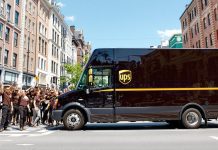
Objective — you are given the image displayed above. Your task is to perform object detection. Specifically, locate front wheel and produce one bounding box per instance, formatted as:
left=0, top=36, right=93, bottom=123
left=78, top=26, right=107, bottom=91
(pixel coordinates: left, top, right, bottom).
left=63, top=109, right=85, bottom=130
left=182, top=108, right=202, bottom=129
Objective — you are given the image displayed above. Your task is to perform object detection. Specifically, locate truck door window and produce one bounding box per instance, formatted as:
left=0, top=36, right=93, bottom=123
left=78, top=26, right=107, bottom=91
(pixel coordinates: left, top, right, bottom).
left=77, top=70, right=88, bottom=90
left=93, top=68, right=112, bottom=88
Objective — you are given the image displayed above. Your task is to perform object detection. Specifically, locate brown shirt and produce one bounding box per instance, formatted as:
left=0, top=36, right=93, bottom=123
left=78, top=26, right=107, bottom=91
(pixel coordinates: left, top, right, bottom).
left=19, top=96, right=29, bottom=107
left=3, top=92, right=12, bottom=106
left=12, top=92, right=20, bottom=106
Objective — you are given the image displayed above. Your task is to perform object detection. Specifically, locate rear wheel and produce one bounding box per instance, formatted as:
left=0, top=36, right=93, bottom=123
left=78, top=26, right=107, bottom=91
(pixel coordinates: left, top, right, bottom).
left=63, top=109, right=85, bottom=130
left=182, top=108, right=202, bottom=129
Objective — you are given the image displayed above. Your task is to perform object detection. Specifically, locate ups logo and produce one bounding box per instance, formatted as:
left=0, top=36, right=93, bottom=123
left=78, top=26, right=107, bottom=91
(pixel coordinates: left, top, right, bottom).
left=119, top=70, right=132, bottom=85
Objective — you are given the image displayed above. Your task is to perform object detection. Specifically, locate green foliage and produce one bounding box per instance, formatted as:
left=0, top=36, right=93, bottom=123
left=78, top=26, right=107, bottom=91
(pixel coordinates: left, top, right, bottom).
left=61, top=54, right=90, bottom=89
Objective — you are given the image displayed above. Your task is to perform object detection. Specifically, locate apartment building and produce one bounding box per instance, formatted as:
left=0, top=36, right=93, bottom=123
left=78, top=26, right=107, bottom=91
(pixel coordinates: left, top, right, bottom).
left=21, top=0, right=38, bottom=88
left=71, top=26, right=91, bottom=66
left=47, top=0, right=63, bottom=87
left=0, top=0, right=90, bottom=88
left=0, top=0, right=22, bottom=84
left=180, top=0, right=218, bottom=48
left=35, top=0, right=50, bottom=88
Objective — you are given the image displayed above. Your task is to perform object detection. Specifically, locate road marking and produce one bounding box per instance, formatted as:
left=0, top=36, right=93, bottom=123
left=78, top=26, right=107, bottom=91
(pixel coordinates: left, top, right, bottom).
left=29, top=131, right=55, bottom=137
left=16, top=144, right=34, bottom=146
left=5, top=130, right=30, bottom=133
left=210, top=136, right=218, bottom=141
left=0, top=129, right=55, bottom=137
left=37, top=129, right=47, bottom=133
left=0, top=140, right=13, bottom=142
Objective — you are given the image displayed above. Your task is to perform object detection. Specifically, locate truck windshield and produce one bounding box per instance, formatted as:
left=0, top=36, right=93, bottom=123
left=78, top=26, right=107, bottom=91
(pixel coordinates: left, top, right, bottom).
left=76, top=70, right=88, bottom=90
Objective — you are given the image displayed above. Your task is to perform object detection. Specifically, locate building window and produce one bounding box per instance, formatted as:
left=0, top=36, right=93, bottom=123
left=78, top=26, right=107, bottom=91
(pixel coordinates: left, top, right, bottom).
left=29, top=19, right=31, bottom=30
left=31, top=58, right=33, bottom=71
left=0, top=47, right=2, bottom=64
left=45, top=42, right=47, bottom=56
left=38, top=57, right=40, bottom=68
left=5, top=72, right=18, bottom=83
left=39, top=37, right=41, bottom=52
left=32, top=40, right=34, bottom=52
left=205, top=37, right=208, bottom=48
left=14, top=32, right=18, bottom=47
left=0, top=23, right=3, bottom=38
left=198, top=40, right=201, bottom=48
left=16, top=0, right=19, bottom=5
left=25, top=16, right=27, bottom=28
left=208, top=13, right=211, bottom=26
left=5, top=27, right=10, bottom=42
left=32, top=22, right=35, bottom=32
left=197, top=23, right=199, bottom=33
left=29, top=2, right=32, bottom=13
left=15, top=11, right=19, bottom=26
left=6, top=4, right=11, bottom=21
left=210, top=33, right=213, bottom=46
left=23, top=54, right=26, bottom=68
left=13, top=53, right=17, bottom=68
left=42, top=39, right=44, bottom=54
left=41, top=59, right=43, bottom=70
left=24, top=35, right=27, bottom=49
left=194, top=7, right=197, bottom=17
left=191, top=28, right=194, bottom=38
left=215, top=8, right=218, bottom=21
left=203, top=18, right=207, bottom=29
left=4, top=49, right=9, bottom=65
left=205, top=0, right=208, bottom=6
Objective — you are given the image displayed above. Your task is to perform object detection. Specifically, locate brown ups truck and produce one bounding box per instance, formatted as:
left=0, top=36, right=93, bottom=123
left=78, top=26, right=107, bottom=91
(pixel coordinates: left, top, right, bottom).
left=52, top=48, right=218, bottom=130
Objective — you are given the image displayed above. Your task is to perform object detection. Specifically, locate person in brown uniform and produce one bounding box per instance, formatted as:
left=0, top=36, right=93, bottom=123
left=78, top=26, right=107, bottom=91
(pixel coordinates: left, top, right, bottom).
left=33, top=91, right=42, bottom=126
left=12, top=89, right=20, bottom=125
left=19, top=91, right=30, bottom=131
left=0, top=87, right=13, bottom=132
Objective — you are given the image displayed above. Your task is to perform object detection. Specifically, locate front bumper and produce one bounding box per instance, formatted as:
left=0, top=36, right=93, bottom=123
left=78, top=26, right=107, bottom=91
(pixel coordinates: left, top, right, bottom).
left=52, top=110, right=63, bottom=121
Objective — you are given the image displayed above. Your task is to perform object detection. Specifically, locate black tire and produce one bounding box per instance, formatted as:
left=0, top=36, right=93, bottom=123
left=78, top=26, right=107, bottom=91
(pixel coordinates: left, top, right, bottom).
left=63, top=109, right=85, bottom=130
left=182, top=108, right=202, bottom=129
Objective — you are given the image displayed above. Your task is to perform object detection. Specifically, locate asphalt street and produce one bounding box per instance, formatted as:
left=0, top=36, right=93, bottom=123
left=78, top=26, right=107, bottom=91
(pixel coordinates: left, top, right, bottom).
left=0, top=121, right=218, bottom=150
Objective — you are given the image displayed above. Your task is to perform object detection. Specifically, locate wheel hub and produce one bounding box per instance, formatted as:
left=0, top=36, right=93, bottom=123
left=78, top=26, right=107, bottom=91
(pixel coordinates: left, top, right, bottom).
left=186, top=112, right=199, bottom=126
left=67, top=113, right=81, bottom=127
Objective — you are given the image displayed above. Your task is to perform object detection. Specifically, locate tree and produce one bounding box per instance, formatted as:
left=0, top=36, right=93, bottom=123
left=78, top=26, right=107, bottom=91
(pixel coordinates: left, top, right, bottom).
left=61, top=54, right=90, bottom=90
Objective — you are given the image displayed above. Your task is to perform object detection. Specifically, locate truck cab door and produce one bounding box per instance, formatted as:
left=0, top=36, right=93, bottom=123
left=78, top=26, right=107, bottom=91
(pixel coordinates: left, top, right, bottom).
left=86, top=67, right=115, bottom=123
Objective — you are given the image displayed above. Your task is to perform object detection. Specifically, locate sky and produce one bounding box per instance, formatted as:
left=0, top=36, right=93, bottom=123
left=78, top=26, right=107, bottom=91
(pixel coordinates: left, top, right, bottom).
left=56, top=0, right=191, bottom=50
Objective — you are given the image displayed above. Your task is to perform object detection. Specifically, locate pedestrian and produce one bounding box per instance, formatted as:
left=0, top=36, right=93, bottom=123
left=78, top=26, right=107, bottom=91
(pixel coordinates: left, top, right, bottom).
left=12, top=89, right=20, bottom=125
left=47, top=90, right=56, bottom=126
left=0, top=82, right=4, bottom=123
left=26, top=89, right=34, bottom=126
left=0, top=87, right=13, bottom=132
left=33, top=91, right=42, bottom=126
left=42, top=90, right=51, bottom=125
left=19, top=91, right=30, bottom=131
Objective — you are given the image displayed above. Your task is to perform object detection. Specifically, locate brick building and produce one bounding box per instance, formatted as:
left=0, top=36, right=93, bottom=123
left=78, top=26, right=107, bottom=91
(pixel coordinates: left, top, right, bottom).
left=71, top=26, right=91, bottom=66
left=0, top=0, right=22, bottom=84
left=180, top=0, right=218, bottom=48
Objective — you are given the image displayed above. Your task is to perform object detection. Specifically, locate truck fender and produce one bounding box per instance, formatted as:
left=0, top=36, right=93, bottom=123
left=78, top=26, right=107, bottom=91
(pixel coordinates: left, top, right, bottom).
left=179, top=103, right=207, bottom=120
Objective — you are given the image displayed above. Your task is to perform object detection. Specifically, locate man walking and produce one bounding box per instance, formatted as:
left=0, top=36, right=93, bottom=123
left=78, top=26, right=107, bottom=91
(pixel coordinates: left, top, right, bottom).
left=19, top=91, right=30, bottom=131
left=0, top=87, right=13, bottom=132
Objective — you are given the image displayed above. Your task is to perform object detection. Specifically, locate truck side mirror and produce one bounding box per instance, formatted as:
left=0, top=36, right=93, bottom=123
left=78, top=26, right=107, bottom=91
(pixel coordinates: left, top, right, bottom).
left=88, top=68, right=93, bottom=86
left=86, top=88, right=90, bottom=94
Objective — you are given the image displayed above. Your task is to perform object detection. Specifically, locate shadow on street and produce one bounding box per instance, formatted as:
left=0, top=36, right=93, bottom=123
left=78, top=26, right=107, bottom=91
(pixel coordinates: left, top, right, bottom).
left=46, top=121, right=218, bottom=131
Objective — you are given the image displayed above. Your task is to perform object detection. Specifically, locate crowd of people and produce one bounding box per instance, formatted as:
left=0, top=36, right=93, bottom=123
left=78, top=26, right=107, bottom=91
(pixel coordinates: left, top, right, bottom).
left=0, top=82, right=65, bottom=132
